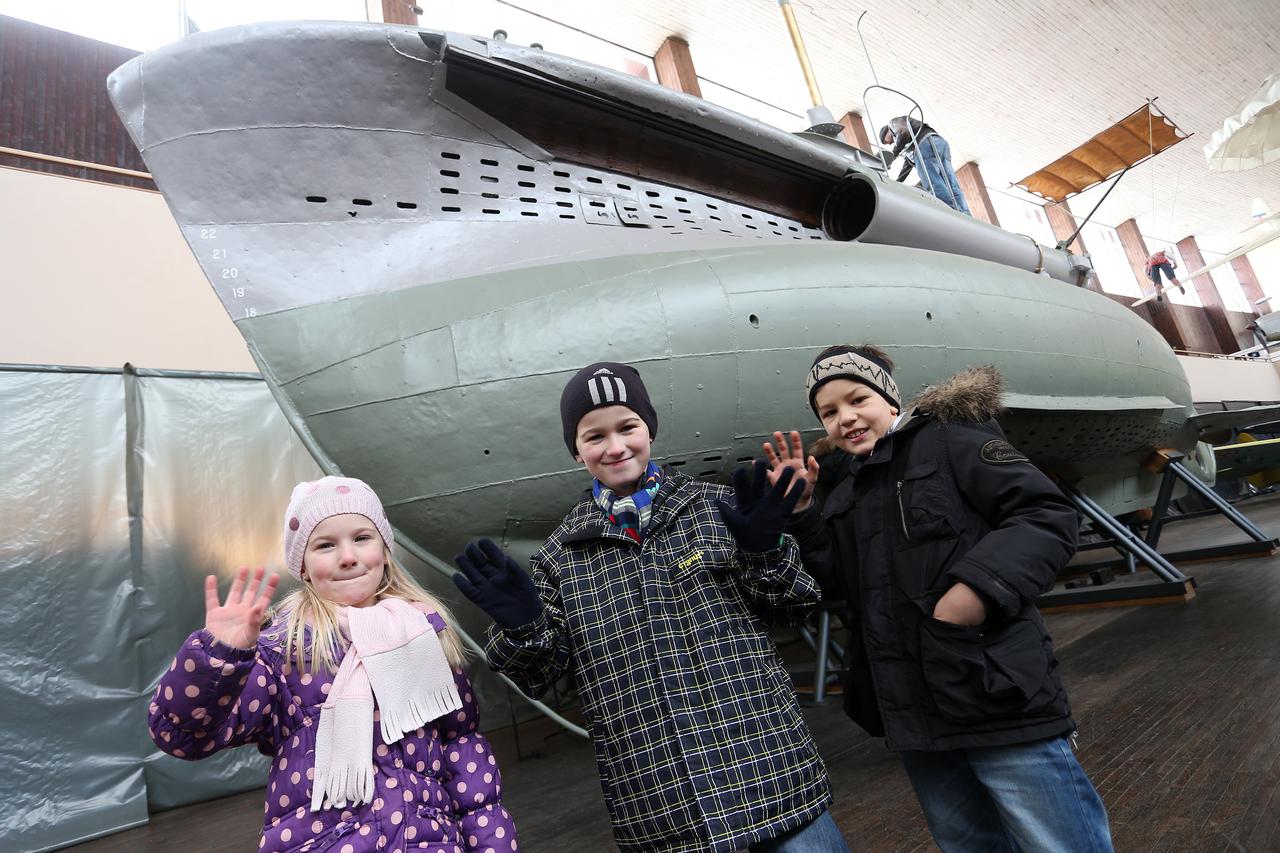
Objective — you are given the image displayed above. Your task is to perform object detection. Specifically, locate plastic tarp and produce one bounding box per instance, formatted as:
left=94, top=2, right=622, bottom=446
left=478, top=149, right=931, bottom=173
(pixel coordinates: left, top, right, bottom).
left=1, top=366, right=536, bottom=850
left=1013, top=102, right=1190, bottom=203
left=2, top=372, right=142, bottom=851
left=0, top=369, right=326, bottom=851
left=132, top=374, right=325, bottom=814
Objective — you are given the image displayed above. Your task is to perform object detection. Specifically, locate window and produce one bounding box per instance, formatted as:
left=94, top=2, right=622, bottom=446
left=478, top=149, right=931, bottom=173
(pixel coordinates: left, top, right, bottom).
left=185, top=1, right=369, bottom=36
left=1080, top=222, right=1141, bottom=298
left=986, top=189, right=1056, bottom=247
left=1198, top=251, right=1252, bottom=313
left=0, top=0, right=373, bottom=51
left=696, top=78, right=806, bottom=132
left=421, top=0, right=655, bottom=80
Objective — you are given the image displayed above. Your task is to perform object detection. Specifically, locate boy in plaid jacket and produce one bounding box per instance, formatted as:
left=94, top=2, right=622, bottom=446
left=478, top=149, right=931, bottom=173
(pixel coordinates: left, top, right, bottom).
left=452, top=361, right=849, bottom=853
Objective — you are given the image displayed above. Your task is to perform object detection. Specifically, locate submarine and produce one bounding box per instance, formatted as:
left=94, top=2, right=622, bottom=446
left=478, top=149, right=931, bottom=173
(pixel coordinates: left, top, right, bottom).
left=106, top=20, right=1217, bottom=570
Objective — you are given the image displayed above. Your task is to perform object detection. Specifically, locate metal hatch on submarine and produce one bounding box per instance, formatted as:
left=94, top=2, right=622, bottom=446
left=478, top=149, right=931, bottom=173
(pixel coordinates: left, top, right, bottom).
left=106, top=20, right=1222, bottom=583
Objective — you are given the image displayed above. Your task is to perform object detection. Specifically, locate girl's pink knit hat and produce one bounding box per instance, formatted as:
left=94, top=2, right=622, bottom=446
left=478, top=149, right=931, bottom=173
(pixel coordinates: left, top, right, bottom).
left=283, top=476, right=394, bottom=579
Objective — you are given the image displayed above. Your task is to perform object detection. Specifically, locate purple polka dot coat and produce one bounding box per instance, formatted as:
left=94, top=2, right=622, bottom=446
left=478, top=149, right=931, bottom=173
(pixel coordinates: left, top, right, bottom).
left=149, top=613, right=518, bottom=853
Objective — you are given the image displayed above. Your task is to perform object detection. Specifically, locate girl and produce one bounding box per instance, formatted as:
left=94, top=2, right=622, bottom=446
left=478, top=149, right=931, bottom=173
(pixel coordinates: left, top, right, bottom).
left=149, top=476, right=518, bottom=853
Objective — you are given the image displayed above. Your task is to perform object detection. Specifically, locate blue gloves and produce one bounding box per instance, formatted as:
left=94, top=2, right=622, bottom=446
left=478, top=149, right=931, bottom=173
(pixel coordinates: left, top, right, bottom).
left=715, top=460, right=804, bottom=553
left=452, top=538, right=544, bottom=630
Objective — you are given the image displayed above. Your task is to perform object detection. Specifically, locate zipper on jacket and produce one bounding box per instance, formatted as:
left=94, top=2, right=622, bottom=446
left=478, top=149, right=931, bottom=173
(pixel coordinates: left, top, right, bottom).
left=896, top=480, right=910, bottom=540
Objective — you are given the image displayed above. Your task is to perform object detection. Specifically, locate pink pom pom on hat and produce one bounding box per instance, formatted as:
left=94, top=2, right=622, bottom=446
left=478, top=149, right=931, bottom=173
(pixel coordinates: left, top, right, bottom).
left=282, top=476, right=394, bottom=579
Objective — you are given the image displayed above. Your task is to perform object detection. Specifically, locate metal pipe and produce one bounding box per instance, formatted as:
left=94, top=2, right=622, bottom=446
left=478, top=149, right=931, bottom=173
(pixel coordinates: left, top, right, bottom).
left=1057, top=164, right=1131, bottom=251
left=0, top=145, right=153, bottom=180
left=1068, top=489, right=1188, bottom=582
left=777, top=0, right=823, bottom=107
left=814, top=609, right=830, bottom=704
left=1144, top=463, right=1180, bottom=548
left=0, top=362, right=262, bottom=380
left=1166, top=460, right=1272, bottom=542
left=825, top=172, right=1082, bottom=285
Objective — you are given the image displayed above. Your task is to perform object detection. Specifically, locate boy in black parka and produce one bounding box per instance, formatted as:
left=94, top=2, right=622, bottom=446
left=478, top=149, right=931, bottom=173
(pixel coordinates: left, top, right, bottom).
left=766, top=345, right=1113, bottom=853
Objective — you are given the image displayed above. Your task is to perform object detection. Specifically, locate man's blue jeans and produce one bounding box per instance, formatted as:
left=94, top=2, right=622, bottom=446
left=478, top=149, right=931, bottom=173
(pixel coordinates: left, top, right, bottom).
left=750, top=809, right=851, bottom=852
left=900, top=736, right=1113, bottom=852
left=916, top=134, right=972, bottom=215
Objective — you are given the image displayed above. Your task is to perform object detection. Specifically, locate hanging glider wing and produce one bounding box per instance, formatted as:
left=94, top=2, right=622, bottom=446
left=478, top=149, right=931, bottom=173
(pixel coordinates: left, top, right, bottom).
left=1013, top=102, right=1190, bottom=203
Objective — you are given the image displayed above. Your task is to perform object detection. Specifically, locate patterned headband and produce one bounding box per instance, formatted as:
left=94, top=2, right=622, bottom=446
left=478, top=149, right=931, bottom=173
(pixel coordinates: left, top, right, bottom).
left=805, top=351, right=901, bottom=412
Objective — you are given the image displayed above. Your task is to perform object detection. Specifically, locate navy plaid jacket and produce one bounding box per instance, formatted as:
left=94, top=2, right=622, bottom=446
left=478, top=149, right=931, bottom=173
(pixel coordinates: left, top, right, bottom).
left=486, top=470, right=831, bottom=852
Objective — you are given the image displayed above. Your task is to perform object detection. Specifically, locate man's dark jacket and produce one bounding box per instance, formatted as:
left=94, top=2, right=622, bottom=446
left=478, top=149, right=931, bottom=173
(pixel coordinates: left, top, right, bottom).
left=789, top=366, right=1080, bottom=751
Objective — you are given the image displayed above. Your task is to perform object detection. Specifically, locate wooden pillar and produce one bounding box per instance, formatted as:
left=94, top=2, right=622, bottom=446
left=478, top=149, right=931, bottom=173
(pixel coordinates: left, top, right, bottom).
left=1044, top=200, right=1085, bottom=254
left=837, top=111, right=872, bottom=150
left=955, top=162, right=999, bottom=226
left=1231, top=254, right=1272, bottom=315
left=1115, top=218, right=1190, bottom=350
left=654, top=36, right=702, bottom=96
left=381, top=0, right=419, bottom=25
left=1044, top=200, right=1103, bottom=292
left=1177, top=236, right=1242, bottom=353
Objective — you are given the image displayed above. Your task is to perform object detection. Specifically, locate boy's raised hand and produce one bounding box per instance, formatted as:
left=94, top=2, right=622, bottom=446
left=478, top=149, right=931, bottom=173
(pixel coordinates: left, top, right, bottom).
left=716, top=460, right=805, bottom=553
left=762, top=430, right=819, bottom=513
left=452, top=538, right=544, bottom=630
left=205, top=566, right=280, bottom=650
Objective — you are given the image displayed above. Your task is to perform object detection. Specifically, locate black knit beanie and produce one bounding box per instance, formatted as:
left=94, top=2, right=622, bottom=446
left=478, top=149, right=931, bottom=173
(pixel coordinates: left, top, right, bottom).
left=560, top=362, right=658, bottom=455
left=805, top=346, right=900, bottom=416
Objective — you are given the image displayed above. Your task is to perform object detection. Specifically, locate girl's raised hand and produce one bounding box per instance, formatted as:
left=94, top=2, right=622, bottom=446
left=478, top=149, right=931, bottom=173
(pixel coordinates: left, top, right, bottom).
left=762, top=430, right=820, bottom=513
left=204, top=566, right=280, bottom=650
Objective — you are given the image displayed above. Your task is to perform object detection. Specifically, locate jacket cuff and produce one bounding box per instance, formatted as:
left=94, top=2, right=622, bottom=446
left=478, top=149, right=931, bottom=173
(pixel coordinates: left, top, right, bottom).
left=735, top=542, right=787, bottom=571
left=196, top=629, right=258, bottom=661
left=486, top=609, right=549, bottom=650
left=785, top=503, right=824, bottom=538
left=946, top=559, right=1021, bottom=619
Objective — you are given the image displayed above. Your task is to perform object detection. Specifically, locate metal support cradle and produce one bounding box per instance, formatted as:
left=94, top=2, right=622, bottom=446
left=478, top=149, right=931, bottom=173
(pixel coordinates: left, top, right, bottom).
left=1071, top=458, right=1278, bottom=573
left=1146, top=460, right=1274, bottom=549
left=1039, top=484, right=1197, bottom=610
left=793, top=601, right=846, bottom=704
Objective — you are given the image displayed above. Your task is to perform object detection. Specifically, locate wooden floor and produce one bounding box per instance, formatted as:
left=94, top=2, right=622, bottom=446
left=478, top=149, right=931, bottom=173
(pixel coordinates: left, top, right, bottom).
left=74, top=493, right=1280, bottom=852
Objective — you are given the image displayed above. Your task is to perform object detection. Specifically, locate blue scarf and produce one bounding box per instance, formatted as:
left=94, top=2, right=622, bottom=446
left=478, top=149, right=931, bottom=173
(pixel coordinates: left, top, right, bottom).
left=592, top=462, right=663, bottom=543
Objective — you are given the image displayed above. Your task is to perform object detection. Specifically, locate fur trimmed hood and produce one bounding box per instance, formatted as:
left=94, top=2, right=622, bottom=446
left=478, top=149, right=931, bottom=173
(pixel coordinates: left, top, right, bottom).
left=905, top=364, right=1004, bottom=424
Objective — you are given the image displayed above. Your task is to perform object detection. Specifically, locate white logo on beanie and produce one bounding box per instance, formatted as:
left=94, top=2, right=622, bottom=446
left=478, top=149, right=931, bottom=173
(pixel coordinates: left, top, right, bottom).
left=589, top=375, right=628, bottom=405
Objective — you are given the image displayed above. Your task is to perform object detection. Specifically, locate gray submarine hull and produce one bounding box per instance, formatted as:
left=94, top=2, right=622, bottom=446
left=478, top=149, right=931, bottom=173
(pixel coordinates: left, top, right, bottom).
left=105, top=20, right=1204, bottom=561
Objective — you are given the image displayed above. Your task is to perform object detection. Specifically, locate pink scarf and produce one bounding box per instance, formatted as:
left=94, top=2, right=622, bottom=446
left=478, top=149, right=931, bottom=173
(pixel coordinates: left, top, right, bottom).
left=309, top=598, right=462, bottom=811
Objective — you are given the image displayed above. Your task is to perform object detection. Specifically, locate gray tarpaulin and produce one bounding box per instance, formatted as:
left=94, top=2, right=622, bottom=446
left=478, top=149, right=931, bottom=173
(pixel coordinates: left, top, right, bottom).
left=2, top=371, right=141, bottom=851
left=1, top=365, right=530, bottom=851
left=1, top=367, right=323, bottom=851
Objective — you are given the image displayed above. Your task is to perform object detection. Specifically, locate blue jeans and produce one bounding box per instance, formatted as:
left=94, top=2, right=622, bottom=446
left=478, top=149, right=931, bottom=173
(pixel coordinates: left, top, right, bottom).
left=749, top=810, right=851, bottom=852
left=916, top=134, right=971, bottom=214
left=900, top=736, right=1113, bottom=853
left=1149, top=261, right=1177, bottom=284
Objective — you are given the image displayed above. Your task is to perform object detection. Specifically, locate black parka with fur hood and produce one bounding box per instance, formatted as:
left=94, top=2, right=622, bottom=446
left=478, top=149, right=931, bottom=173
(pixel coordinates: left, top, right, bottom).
left=788, top=366, right=1079, bottom=751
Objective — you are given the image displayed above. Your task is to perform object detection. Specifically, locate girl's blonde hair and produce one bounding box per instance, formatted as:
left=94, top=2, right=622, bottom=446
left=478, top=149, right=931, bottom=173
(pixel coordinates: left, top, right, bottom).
left=274, top=548, right=467, bottom=674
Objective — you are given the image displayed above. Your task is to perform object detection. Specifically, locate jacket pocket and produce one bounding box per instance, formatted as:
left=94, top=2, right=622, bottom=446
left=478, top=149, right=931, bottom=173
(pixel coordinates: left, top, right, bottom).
left=896, top=459, right=956, bottom=543
left=276, top=819, right=356, bottom=853
left=918, top=616, right=1055, bottom=724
